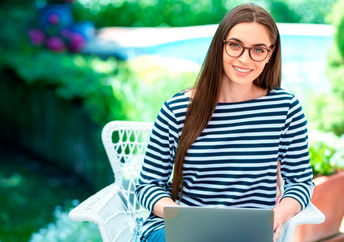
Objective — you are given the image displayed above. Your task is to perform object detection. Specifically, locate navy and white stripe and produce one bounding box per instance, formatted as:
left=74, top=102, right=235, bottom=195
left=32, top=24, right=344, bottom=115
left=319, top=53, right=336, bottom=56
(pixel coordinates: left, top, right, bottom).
left=135, top=88, right=314, bottom=239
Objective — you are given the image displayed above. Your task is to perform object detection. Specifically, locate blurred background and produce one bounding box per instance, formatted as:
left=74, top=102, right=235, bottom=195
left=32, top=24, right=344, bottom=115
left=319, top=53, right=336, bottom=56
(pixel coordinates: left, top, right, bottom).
left=0, top=0, right=343, bottom=241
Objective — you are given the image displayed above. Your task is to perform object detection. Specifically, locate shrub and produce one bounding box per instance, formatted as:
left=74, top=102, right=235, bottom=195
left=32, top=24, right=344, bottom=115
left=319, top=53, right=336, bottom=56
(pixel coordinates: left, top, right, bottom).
left=29, top=204, right=101, bottom=242
left=309, top=130, right=344, bottom=177
left=71, top=0, right=336, bottom=28
left=308, top=91, right=344, bottom=136
left=0, top=47, right=198, bottom=124
left=308, top=0, right=344, bottom=136
left=0, top=3, right=199, bottom=128
left=126, top=56, right=198, bottom=121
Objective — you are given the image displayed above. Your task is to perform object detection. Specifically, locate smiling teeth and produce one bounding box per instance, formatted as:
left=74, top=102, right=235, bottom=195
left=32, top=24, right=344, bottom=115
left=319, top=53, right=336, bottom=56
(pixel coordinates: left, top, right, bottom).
left=234, top=66, right=250, bottom=73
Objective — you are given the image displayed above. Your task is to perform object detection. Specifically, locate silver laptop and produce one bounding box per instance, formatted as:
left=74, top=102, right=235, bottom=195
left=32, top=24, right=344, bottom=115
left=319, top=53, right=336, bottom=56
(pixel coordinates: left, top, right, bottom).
left=164, top=206, right=274, bottom=242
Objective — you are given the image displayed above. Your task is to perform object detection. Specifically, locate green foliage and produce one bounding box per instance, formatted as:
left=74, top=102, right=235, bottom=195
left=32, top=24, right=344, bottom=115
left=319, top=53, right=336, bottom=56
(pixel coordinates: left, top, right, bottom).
left=286, top=0, right=336, bottom=24
left=328, top=0, right=344, bottom=59
left=0, top=6, right=35, bottom=51
left=268, top=0, right=301, bottom=23
left=0, top=0, right=34, bottom=7
left=0, top=3, right=197, bottom=125
left=72, top=0, right=228, bottom=27
left=322, top=0, right=344, bottom=136
left=326, top=0, right=344, bottom=26
left=309, top=131, right=344, bottom=177
left=126, top=56, right=197, bottom=120
left=308, top=92, right=344, bottom=136
left=1, top=47, right=197, bottom=124
left=0, top=49, right=130, bottom=124
left=71, top=0, right=335, bottom=27
left=327, top=45, right=344, bottom=102
left=0, top=148, right=91, bottom=241
left=335, top=16, right=344, bottom=59
left=310, top=141, right=337, bottom=177
left=30, top=205, right=101, bottom=242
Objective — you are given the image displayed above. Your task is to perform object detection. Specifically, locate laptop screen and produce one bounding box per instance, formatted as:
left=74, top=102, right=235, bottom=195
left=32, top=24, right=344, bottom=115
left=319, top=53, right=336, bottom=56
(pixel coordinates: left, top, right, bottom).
left=164, top=206, right=274, bottom=242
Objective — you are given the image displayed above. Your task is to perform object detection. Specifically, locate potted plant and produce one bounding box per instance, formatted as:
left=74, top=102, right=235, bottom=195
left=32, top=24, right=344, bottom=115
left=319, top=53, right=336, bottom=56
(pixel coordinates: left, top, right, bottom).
left=292, top=131, right=344, bottom=242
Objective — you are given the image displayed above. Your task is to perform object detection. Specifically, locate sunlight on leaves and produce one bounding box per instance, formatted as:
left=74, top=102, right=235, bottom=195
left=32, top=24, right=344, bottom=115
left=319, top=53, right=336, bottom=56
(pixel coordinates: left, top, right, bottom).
left=0, top=173, right=25, bottom=189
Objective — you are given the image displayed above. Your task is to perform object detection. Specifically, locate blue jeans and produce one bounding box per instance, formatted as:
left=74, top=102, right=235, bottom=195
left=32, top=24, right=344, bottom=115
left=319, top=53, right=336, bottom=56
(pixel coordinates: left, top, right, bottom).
left=142, top=228, right=166, bottom=242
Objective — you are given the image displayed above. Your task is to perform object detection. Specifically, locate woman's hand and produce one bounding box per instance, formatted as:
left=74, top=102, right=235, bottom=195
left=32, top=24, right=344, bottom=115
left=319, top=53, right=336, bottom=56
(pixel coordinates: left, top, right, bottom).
left=273, top=197, right=302, bottom=241
left=273, top=210, right=283, bottom=241
left=152, top=197, right=180, bottom=218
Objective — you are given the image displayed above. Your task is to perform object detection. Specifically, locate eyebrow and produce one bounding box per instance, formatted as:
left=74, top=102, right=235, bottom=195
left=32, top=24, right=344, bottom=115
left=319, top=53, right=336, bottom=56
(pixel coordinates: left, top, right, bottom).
left=227, top=37, right=269, bottom=48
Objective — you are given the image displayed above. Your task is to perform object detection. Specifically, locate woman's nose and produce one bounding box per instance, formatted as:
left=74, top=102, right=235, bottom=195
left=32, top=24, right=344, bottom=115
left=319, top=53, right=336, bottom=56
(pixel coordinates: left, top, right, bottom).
left=238, top=48, right=251, bottom=62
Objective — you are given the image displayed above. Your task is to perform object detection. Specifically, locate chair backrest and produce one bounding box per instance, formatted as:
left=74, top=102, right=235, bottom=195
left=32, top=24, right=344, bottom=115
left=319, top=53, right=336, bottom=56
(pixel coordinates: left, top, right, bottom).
left=101, top=121, right=153, bottom=224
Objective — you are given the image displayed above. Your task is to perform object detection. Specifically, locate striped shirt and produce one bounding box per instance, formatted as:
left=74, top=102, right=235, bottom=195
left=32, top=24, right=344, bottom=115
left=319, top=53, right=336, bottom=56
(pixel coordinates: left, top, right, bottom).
left=135, top=88, right=314, bottom=239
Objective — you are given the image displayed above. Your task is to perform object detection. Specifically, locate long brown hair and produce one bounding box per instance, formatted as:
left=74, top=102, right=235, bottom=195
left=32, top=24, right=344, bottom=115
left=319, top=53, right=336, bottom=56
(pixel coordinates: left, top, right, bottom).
left=171, top=3, right=282, bottom=201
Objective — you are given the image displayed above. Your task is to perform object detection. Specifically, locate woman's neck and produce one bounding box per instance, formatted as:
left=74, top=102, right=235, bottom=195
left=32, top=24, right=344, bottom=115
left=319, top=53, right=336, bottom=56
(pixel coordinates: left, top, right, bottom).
left=218, top=81, right=268, bottom=103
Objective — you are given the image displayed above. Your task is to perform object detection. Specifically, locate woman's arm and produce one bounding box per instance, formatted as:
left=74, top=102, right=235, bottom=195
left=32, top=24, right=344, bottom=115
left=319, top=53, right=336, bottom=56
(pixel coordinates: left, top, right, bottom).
left=152, top=197, right=180, bottom=218
left=273, top=197, right=301, bottom=241
left=278, top=96, right=314, bottom=209
left=135, top=100, right=180, bottom=216
left=275, top=96, right=314, bottom=241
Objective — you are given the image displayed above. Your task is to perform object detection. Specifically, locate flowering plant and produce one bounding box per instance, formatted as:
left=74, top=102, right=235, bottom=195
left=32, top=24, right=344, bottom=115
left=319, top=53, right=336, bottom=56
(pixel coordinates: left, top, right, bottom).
left=29, top=1, right=93, bottom=53
left=309, top=130, right=344, bottom=177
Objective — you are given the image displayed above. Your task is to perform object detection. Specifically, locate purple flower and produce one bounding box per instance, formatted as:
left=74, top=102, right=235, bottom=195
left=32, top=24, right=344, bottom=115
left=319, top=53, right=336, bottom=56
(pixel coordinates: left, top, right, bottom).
left=60, top=28, right=72, bottom=39
left=48, top=13, right=60, bottom=25
left=68, top=32, right=85, bottom=52
left=46, top=36, right=66, bottom=52
left=28, top=29, right=45, bottom=46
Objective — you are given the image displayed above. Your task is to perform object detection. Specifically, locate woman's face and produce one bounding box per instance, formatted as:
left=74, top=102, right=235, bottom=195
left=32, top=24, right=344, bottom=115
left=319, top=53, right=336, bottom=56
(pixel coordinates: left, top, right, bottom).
left=222, top=22, right=274, bottom=87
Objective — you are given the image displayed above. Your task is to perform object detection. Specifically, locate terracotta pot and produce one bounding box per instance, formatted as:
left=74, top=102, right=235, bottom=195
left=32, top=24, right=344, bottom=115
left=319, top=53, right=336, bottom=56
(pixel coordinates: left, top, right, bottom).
left=292, top=171, right=344, bottom=242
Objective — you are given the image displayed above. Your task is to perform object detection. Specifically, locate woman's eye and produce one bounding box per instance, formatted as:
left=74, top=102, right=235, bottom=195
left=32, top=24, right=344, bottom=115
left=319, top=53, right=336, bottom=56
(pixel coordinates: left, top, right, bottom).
left=229, top=43, right=241, bottom=49
left=253, top=48, right=266, bottom=54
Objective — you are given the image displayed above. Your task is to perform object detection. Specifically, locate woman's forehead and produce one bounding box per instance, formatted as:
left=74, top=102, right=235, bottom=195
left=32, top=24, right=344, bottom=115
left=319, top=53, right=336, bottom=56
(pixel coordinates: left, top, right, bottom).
left=225, top=22, right=272, bottom=46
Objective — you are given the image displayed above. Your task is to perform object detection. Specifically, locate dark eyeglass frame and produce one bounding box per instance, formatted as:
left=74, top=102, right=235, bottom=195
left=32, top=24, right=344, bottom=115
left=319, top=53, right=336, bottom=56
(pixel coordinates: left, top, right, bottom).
left=223, top=40, right=272, bottom=62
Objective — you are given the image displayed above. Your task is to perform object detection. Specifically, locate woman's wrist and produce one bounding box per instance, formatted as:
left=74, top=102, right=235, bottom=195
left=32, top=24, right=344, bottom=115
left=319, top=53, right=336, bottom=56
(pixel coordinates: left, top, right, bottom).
left=274, top=197, right=301, bottom=224
left=153, top=197, right=180, bottom=218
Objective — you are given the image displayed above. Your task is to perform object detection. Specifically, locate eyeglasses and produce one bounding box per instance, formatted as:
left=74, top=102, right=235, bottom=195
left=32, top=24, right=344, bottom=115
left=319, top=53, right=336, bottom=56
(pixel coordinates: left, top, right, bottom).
left=223, top=40, right=271, bottom=62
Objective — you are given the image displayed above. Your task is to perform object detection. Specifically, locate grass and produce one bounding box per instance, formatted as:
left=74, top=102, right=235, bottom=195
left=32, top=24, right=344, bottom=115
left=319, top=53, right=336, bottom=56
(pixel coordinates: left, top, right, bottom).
left=0, top=143, right=93, bottom=242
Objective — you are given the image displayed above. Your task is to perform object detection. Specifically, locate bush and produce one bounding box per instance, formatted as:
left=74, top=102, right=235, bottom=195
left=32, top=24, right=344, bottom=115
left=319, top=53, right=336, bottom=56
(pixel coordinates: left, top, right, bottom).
left=0, top=47, right=198, bottom=125
left=71, top=0, right=336, bottom=28
left=0, top=49, right=129, bottom=124
left=126, top=56, right=197, bottom=120
left=322, top=0, right=344, bottom=136
left=29, top=204, right=101, bottom=242
left=308, top=91, right=344, bottom=136
left=0, top=5, right=199, bottom=124
left=72, top=0, right=227, bottom=27
left=309, top=130, right=344, bottom=177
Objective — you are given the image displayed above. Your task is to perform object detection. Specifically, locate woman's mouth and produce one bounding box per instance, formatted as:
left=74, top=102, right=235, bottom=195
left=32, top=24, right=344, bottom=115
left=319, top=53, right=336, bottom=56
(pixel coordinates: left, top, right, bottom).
left=233, top=65, right=252, bottom=73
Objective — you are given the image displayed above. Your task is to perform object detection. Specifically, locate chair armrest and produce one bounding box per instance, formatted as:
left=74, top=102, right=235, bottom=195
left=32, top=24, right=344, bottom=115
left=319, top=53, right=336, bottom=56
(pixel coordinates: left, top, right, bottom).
left=69, top=183, right=136, bottom=242
left=278, top=202, right=325, bottom=242
left=69, top=183, right=117, bottom=223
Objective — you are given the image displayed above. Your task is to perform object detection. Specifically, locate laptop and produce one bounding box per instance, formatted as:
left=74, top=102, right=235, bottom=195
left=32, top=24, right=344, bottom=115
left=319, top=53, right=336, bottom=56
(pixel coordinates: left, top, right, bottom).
left=164, top=206, right=274, bottom=242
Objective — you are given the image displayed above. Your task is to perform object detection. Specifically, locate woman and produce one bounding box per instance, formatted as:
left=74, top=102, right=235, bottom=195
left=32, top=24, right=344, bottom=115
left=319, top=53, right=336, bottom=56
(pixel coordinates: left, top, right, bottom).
left=135, top=3, right=314, bottom=242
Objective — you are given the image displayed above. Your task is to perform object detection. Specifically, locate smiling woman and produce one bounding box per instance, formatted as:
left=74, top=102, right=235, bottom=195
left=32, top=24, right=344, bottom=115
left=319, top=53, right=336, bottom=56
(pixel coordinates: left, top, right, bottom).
left=134, top=4, right=316, bottom=242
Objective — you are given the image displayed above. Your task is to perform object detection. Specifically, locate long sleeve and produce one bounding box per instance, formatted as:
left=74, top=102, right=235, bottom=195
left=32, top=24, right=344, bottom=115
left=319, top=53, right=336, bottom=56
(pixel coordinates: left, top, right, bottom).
left=135, top=101, right=180, bottom=214
left=278, top=96, right=314, bottom=209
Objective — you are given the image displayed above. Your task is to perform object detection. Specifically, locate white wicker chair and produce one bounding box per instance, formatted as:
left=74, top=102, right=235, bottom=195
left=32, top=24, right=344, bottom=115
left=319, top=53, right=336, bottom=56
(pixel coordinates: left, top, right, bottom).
left=69, top=120, right=325, bottom=242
